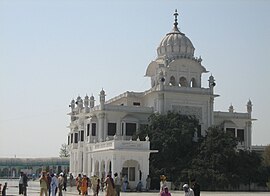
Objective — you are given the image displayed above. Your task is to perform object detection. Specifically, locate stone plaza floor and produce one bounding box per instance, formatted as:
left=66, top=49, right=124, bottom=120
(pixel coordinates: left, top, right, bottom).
left=1, top=179, right=269, bottom=196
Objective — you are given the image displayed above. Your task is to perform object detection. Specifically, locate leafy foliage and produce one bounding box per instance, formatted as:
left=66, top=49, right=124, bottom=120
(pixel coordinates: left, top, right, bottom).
left=189, top=127, right=265, bottom=190
left=189, top=127, right=238, bottom=189
left=59, top=143, right=70, bottom=157
left=137, top=111, right=201, bottom=188
left=137, top=112, right=269, bottom=190
left=263, top=145, right=270, bottom=166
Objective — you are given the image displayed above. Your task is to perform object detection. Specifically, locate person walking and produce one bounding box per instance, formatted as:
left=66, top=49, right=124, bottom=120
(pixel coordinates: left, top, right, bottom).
left=19, top=172, right=24, bottom=195
left=39, top=171, right=48, bottom=196
left=76, top=173, right=82, bottom=195
left=122, top=175, right=128, bottom=192
left=91, top=175, right=100, bottom=196
left=160, top=175, right=167, bottom=193
left=50, top=174, right=58, bottom=196
left=58, top=173, right=64, bottom=196
left=2, top=182, right=7, bottom=196
left=191, top=179, right=200, bottom=196
left=69, top=173, right=74, bottom=187
left=114, top=173, right=121, bottom=196
left=183, top=184, right=194, bottom=196
left=146, top=175, right=151, bottom=191
left=104, top=174, right=115, bottom=196
left=63, top=173, right=67, bottom=191
left=100, top=177, right=104, bottom=192
left=22, top=172, right=28, bottom=196
left=80, top=174, right=88, bottom=195
left=96, top=178, right=100, bottom=196
left=46, top=173, right=51, bottom=196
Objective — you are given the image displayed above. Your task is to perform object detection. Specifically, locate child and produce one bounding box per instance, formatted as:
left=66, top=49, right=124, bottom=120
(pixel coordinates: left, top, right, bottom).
left=2, top=182, right=7, bottom=196
left=161, top=186, right=171, bottom=196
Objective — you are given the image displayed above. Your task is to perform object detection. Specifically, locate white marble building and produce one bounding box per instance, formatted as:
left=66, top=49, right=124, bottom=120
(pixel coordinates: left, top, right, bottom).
left=67, top=10, right=254, bottom=188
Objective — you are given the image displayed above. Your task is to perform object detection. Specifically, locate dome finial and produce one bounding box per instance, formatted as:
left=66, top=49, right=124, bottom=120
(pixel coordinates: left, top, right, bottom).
left=174, top=9, right=179, bottom=29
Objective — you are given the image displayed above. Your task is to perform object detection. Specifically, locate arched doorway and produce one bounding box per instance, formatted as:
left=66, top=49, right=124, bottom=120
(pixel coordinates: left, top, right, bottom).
left=121, top=160, right=140, bottom=189
left=107, top=160, right=112, bottom=174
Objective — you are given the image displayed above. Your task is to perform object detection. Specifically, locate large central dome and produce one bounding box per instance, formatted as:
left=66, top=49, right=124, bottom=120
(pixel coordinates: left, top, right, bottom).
left=157, top=10, right=195, bottom=59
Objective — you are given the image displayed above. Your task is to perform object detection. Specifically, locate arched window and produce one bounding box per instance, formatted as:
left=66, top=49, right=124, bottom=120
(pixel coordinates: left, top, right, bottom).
left=169, top=76, right=176, bottom=86
left=179, top=77, right=188, bottom=87
left=190, top=78, right=196, bottom=87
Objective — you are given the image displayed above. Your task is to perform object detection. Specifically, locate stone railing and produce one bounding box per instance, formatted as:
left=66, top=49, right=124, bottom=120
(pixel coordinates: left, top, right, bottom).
left=91, top=138, right=150, bottom=152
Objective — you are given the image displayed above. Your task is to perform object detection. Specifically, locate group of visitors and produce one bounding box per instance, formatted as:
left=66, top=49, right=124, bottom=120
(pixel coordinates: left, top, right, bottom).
left=14, top=171, right=200, bottom=196
left=74, top=172, right=125, bottom=196
left=159, top=175, right=200, bottom=196
left=75, top=173, right=103, bottom=196
left=38, top=171, right=68, bottom=196
left=35, top=171, right=67, bottom=196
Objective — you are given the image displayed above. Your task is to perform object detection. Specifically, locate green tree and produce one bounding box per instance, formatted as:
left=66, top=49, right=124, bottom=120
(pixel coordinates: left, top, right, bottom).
left=262, top=145, right=270, bottom=189
left=189, top=127, right=266, bottom=190
left=189, top=126, right=239, bottom=190
left=235, top=150, right=264, bottom=189
left=59, top=143, right=70, bottom=157
left=137, top=112, right=269, bottom=190
left=137, top=111, right=201, bottom=188
left=263, top=145, right=270, bottom=167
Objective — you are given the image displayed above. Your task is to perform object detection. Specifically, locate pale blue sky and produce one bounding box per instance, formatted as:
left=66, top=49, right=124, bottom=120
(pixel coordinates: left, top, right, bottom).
left=0, top=0, right=269, bottom=157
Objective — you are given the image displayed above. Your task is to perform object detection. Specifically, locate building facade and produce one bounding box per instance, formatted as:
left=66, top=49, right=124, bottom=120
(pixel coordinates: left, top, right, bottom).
left=67, top=10, right=254, bottom=188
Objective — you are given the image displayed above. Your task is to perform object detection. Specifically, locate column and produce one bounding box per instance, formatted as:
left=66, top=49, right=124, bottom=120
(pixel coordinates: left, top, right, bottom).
left=245, top=121, right=252, bottom=150
left=98, top=113, right=105, bottom=142
left=209, top=97, right=214, bottom=126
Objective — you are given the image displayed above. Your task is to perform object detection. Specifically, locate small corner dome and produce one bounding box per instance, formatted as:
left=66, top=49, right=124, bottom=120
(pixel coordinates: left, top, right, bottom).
left=100, top=89, right=105, bottom=95
left=157, top=10, right=195, bottom=59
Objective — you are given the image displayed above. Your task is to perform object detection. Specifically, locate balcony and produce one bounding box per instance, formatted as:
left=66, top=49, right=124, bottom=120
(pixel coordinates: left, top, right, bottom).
left=90, top=138, right=152, bottom=152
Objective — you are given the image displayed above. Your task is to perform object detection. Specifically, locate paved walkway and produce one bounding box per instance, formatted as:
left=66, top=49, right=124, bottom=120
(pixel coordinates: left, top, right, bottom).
left=1, top=179, right=269, bottom=196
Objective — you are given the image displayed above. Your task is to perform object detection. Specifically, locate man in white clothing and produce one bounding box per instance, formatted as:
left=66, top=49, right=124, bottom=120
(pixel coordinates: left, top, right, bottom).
left=50, top=174, right=58, bottom=196
left=183, top=184, right=194, bottom=196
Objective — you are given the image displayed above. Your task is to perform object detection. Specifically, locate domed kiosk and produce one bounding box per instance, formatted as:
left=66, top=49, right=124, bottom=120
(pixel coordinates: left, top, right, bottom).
left=146, top=10, right=207, bottom=89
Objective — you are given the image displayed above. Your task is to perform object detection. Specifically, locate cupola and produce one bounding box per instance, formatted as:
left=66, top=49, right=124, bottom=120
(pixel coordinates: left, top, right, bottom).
left=157, top=10, right=195, bottom=60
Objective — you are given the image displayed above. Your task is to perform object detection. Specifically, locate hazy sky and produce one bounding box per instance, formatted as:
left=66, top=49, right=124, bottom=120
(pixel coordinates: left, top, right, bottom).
left=1, top=0, right=269, bottom=158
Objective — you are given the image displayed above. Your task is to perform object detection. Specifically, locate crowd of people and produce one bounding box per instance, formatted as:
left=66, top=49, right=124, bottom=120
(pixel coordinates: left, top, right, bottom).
left=32, top=171, right=129, bottom=196
left=15, top=171, right=69, bottom=196
left=38, top=171, right=68, bottom=196
left=74, top=172, right=128, bottom=196
left=0, top=171, right=200, bottom=196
